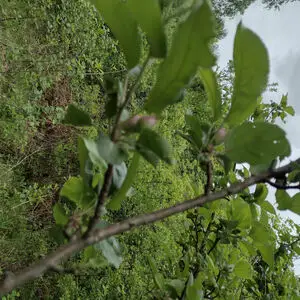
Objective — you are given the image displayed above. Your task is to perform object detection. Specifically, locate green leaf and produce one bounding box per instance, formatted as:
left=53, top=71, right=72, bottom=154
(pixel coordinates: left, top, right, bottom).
left=108, top=153, right=140, bottom=210
left=185, top=115, right=206, bottom=149
left=285, top=106, right=295, bottom=116
left=290, top=193, right=300, bottom=215
left=250, top=221, right=274, bottom=267
left=84, top=138, right=107, bottom=169
left=145, top=0, right=216, bottom=114
left=231, top=198, right=252, bottom=230
left=83, top=246, right=97, bottom=261
left=234, top=260, right=253, bottom=279
left=127, top=0, right=166, bottom=58
left=288, top=170, right=300, bottom=183
left=186, top=272, right=204, bottom=300
left=275, top=190, right=293, bottom=210
left=148, top=256, right=165, bottom=290
left=260, top=201, right=276, bottom=215
left=94, top=222, right=123, bottom=268
left=218, top=154, right=233, bottom=175
left=84, top=134, right=127, bottom=166
left=91, top=0, right=140, bottom=68
left=60, top=177, right=96, bottom=209
left=199, top=68, right=221, bottom=120
left=254, top=184, right=268, bottom=204
left=136, top=128, right=173, bottom=166
left=165, top=279, right=185, bottom=297
left=225, top=122, right=291, bottom=165
left=226, top=23, right=269, bottom=125
left=53, top=203, right=68, bottom=226
left=112, top=162, right=127, bottom=190
left=63, top=104, right=92, bottom=126
left=280, top=94, right=288, bottom=106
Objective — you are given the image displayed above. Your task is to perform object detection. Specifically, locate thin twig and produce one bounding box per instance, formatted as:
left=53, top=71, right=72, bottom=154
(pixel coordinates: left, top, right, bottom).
left=265, top=179, right=300, bottom=190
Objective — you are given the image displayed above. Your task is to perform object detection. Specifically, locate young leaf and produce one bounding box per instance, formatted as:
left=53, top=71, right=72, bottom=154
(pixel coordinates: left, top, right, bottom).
left=199, top=68, right=222, bottom=120
left=145, top=0, right=216, bottom=114
left=225, top=122, right=291, bottom=165
left=231, top=198, right=252, bottom=230
left=108, top=153, right=140, bottom=210
left=84, top=134, right=127, bottom=166
left=136, top=128, right=173, bottom=165
left=259, top=201, right=276, bottom=215
left=275, top=190, right=293, bottom=210
left=254, top=184, right=268, bottom=204
left=226, top=23, right=269, bottom=126
left=234, top=260, right=253, bottom=279
left=63, top=104, right=92, bottom=126
left=91, top=0, right=140, bottom=68
left=94, top=237, right=123, bottom=268
left=285, top=106, right=295, bottom=116
left=94, top=221, right=123, bottom=268
left=127, top=0, right=166, bottom=58
left=250, top=221, right=274, bottom=267
left=185, top=115, right=211, bottom=149
left=53, top=203, right=68, bottom=226
left=60, top=177, right=96, bottom=209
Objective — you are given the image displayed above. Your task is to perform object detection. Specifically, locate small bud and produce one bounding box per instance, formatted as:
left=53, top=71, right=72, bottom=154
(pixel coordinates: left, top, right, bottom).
left=120, top=115, right=142, bottom=131
left=214, top=128, right=227, bottom=144
left=139, top=115, right=157, bottom=127
left=120, top=115, right=157, bottom=132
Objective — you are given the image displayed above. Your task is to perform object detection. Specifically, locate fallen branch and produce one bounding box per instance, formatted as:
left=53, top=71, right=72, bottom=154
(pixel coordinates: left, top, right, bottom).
left=0, top=158, right=299, bottom=294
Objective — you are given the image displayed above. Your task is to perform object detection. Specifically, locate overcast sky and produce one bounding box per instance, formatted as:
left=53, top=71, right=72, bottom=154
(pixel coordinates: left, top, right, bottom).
left=217, top=0, right=300, bottom=273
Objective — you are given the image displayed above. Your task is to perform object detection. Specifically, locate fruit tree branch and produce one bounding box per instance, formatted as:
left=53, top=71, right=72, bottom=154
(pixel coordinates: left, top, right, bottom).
left=1, top=158, right=299, bottom=295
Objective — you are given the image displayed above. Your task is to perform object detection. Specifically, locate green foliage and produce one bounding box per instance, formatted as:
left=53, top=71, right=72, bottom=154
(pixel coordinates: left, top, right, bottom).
left=146, top=0, right=216, bottom=114
left=225, top=122, right=291, bottom=164
left=136, top=128, right=173, bottom=166
left=127, top=0, right=166, bottom=58
left=91, top=0, right=141, bottom=68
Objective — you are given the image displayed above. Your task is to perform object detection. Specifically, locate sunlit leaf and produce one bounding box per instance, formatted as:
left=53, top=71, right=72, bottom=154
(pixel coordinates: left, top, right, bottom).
left=146, top=0, right=216, bottom=113
left=226, top=23, right=269, bottom=125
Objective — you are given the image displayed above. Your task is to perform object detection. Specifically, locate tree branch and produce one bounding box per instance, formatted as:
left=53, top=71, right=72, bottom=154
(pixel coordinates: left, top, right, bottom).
left=1, top=158, right=300, bottom=294
left=265, top=179, right=300, bottom=190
